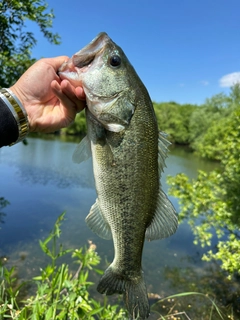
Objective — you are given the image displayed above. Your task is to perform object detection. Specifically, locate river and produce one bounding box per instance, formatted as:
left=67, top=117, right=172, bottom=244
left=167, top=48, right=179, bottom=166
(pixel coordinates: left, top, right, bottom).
left=0, top=136, right=239, bottom=319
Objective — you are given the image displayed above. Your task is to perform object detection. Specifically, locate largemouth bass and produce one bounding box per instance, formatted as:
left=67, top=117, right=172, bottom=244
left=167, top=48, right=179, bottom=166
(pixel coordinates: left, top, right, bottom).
left=59, top=32, right=178, bottom=320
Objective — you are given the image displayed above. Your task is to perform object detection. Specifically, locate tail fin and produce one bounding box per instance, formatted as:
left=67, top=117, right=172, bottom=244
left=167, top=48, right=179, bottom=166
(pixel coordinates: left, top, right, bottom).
left=97, top=265, right=150, bottom=319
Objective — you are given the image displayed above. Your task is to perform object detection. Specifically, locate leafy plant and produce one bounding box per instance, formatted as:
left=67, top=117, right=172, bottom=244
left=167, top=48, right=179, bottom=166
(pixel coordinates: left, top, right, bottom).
left=0, top=212, right=126, bottom=319
left=168, top=107, right=240, bottom=278
left=1, top=212, right=237, bottom=319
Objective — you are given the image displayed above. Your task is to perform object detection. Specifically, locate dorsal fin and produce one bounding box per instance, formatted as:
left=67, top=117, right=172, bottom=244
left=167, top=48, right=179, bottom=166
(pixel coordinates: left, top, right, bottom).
left=145, top=132, right=178, bottom=240
left=158, top=131, right=171, bottom=173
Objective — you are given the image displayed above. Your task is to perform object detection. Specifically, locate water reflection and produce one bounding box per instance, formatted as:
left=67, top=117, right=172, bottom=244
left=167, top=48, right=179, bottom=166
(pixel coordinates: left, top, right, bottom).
left=0, top=138, right=94, bottom=189
left=0, top=197, right=9, bottom=226
left=0, top=137, right=239, bottom=318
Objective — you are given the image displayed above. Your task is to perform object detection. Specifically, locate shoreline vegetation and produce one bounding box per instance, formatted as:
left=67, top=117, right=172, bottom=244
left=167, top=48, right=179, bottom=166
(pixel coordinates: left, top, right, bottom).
left=56, top=85, right=240, bottom=162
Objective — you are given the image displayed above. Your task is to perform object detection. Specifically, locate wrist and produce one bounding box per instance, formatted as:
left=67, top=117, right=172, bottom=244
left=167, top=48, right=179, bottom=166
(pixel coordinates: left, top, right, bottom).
left=10, top=85, right=36, bottom=133
left=0, top=88, right=29, bottom=145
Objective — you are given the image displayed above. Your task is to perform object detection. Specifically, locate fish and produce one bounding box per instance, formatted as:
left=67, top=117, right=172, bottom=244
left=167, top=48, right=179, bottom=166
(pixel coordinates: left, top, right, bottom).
left=59, top=32, right=178, bottom=320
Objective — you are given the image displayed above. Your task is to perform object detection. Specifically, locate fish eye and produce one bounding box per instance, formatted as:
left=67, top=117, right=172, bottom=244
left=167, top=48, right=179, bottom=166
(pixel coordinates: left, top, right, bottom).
left=109, top=55, right=121, bottom=67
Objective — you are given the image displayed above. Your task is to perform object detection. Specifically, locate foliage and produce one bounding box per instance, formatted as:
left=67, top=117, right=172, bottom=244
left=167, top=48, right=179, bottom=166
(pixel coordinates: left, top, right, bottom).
left=0, top=213, right=233, bottom=320
left=61, top=112, right=87, bottom=136
left=192, top=116, right=226, bottom=160
left=153, top=85, right=240, bottom=158
left=188, top=90, right=236, bottom=157
left=0, top=212, right=126, bottom=319
left=0, top=0, right=60, bottom=87
left=188, top=103, right=223, bottom=150
left=153, top=102, right=197, bottom=144
left=168, top=106, right=240, bottom=277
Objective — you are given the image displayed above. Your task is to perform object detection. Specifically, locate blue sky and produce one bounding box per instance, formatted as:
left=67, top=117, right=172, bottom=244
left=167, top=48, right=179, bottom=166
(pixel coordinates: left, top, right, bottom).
left=29, top=0, right=240, bottom=104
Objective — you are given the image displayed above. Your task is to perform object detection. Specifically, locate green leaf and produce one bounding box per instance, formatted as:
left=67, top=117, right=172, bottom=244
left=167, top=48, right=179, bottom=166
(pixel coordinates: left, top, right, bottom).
left=0, top=0, right=61, bottom=87
left=45, top=306, right=54, bottom=319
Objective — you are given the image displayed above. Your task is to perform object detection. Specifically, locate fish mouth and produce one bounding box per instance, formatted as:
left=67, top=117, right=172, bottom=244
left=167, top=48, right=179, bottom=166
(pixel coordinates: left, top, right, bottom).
left=58, top=32, right=111, bottom=77
left=72, top=32, right=110, bottom=68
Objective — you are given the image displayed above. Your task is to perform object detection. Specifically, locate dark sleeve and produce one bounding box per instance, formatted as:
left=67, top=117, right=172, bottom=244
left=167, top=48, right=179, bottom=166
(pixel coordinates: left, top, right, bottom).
left=0, top=97, right=19, bottom=147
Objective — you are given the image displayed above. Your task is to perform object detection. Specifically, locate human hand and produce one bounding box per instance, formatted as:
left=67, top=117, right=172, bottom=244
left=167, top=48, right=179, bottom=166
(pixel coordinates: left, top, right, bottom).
left=10, top=56, right=86, bottom=133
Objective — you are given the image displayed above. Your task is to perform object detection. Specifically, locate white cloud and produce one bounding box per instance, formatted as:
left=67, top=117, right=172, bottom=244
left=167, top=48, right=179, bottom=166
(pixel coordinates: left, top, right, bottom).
left=219, top=72, right=240, bottom=87
left=200, top=80, right=209, bottom=86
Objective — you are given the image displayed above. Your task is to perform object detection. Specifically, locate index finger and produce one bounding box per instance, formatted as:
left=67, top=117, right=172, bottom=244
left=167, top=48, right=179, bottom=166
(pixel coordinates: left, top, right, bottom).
left=44, top=56, right=70, bottom=72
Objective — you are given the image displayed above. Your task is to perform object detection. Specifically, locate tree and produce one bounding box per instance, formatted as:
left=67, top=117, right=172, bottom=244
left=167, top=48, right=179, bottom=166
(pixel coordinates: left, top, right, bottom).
left=0, top=0, right=60, bottom=87
left=188, top=85, right=240, bottom=159
left=168, top=106, right=240, bottom=278
left=153, top=102, right=197, bottom=144
left=229, top=83, right=240, bottom=107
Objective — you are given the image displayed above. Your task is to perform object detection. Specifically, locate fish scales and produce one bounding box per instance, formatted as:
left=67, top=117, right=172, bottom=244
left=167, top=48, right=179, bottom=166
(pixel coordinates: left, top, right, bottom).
left=59, top=32, right=178, bottom=320
left=93, top=105, right=159, bottom=263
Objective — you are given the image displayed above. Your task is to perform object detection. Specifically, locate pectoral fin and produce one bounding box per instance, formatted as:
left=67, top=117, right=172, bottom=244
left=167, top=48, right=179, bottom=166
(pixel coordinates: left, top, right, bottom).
left=145, top=189, right=178, bottom=240
left=72, top=136, right=92, bottom=164
left=85, top=199, right=112, bottom=240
